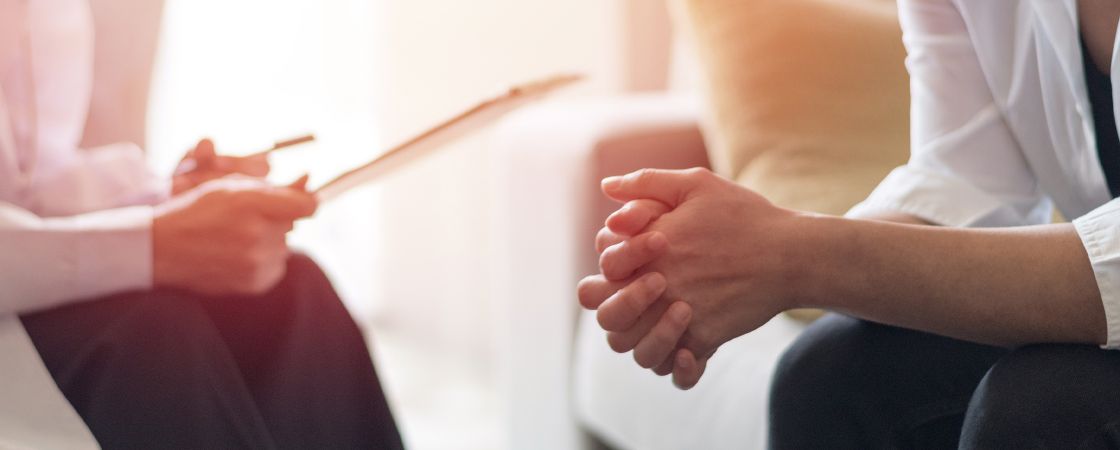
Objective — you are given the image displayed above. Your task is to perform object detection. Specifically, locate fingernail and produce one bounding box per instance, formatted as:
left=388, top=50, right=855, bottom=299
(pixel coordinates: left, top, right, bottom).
left=647, top=233, right=668, bottom=252
left=644, top=273, right=666, bottom=292
left=601, top=176, right=621, bottom=192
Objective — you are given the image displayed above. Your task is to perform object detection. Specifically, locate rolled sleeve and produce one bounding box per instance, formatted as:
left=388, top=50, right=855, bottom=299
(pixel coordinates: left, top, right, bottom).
left=1073, top=200, right=1120, bottom=349
left=848, top=0, right=1053, bottom=228
left=847, top=164, right=1052, bottom=227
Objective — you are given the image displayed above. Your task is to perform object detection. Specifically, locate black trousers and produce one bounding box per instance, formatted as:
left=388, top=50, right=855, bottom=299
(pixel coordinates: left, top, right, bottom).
left=770, top=314, right=1120, bottom=450
left=20, top=254, right=404, bottom=450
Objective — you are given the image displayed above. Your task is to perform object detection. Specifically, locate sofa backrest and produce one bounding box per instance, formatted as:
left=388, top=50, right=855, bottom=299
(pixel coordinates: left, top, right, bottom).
left=671, top=0, right=910, bottom=216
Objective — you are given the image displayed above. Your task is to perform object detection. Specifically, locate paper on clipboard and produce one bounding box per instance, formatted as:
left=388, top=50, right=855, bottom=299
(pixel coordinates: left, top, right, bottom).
left=313, top=74, right=584, bottom=202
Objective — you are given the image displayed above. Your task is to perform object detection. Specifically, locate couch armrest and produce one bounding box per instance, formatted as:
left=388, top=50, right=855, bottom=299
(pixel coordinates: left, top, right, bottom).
left=490, top=94, right=708, bottom=450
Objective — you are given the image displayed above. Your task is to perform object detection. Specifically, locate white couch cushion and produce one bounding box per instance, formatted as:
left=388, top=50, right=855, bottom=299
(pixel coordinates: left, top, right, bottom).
left=573, top=313, right=805, bottom=449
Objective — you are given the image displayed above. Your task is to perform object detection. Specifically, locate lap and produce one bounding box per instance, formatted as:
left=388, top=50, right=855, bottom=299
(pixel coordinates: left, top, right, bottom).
left=772, top=314, right=1120, bottom=449
left=963, top=344, right=1120, bottom=449
left=20, top=253, right=340, bottom=385
left=770, top=314, right=1008, bottom=450
left=773, top=314, right=1008, bottom=414
left=21, top=287, right=277, bottom=449
left=19, top=253, right=400, bottom=449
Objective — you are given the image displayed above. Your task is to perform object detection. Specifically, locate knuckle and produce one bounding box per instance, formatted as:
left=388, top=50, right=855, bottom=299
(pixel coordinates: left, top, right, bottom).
left=632, top=351, right=651, bottom=369
left=596, top=308, right=618, bottom=331
left=599, top=291, right=638, bottom=331
left=633, top=347, right=659, bottom=369
left=598, top=251, right=619, bottom=278
left=618, top=288, right=647, bottom=325
left=685, top=167, right=710, bottom=179
left=636, top=233, right=656, bottom=255
left=689, top=330, right=717, bottom=355
left=633, top=199, right=659, bottom=216
left=632, top=169, right=657, bottom=186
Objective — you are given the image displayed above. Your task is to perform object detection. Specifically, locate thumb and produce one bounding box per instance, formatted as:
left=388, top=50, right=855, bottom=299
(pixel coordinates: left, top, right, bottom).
left=601, top=168, right=705, bottom=207
left=288, top=174, right=310, bottom=192
left=193, top=138, right=217, bottom=167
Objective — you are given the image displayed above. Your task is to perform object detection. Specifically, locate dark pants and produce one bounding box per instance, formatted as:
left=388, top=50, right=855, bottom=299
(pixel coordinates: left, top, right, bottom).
left=20, top=254, right=403, bottom=450
left=770, top=314, right=1120, bottom=450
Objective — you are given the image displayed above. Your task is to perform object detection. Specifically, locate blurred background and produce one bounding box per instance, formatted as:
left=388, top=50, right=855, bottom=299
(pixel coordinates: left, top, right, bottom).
left=145, top=1, right=679, bottom=448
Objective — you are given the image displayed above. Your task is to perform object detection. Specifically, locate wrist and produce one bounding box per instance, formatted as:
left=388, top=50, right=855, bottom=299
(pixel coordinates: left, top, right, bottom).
left=779, top=212, right=861, bottom=312
left=151, top=201, right=190, bottom=289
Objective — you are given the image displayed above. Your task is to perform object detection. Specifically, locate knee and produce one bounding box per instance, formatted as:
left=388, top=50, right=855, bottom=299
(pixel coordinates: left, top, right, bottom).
left=102, top=291, right=227, bottom=358
left=285, top=252, right=324, bottom=278
left=284, top=252, right=328, bottom=282
left=270, top=253, right=357, bottom=327
left=961, top=345, right=1102, bottom=449
left=37, top=291, right=235, bottom=403
left=276, top=252, right=337, bottom=299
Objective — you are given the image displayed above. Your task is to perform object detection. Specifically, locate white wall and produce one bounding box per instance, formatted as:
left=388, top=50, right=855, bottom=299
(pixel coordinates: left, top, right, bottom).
left=148, top=2, right=650, bottom=447
left=370, top=0, right=625, bottom=372
left=147, top=0, right=389, bottom=317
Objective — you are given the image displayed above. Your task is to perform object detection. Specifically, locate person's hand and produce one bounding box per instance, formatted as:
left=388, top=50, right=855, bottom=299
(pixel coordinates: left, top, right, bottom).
left=171, top=138, right=270, bottom=196
left=579, top=168, right=808, bottom=389
left=153, top=175, right=317, bottom=297
left=579, top=199, right=690, bottom=378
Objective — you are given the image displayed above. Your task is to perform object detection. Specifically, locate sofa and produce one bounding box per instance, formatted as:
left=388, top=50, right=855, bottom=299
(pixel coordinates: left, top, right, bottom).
left=492, top=94, right=810, bottom=450
left=490, top=0, right=909, bottom=448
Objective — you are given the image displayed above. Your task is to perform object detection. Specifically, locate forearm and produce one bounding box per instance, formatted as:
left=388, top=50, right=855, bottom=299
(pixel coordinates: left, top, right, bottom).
left=801, top=214, right=1107, bottom=347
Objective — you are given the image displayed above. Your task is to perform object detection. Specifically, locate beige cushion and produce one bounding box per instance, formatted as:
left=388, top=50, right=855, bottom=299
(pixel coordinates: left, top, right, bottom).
left=671, top=0, right=911, bottom=321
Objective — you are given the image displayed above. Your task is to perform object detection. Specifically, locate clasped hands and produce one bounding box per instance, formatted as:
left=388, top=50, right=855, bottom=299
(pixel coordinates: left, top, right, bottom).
left=578, top=168, right=813, bottom=389
left=154, top=139, right=317, bottom=297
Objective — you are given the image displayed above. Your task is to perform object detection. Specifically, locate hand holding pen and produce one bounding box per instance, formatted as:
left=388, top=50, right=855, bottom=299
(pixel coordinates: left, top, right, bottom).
left=171, top=134, right=315, bottom=196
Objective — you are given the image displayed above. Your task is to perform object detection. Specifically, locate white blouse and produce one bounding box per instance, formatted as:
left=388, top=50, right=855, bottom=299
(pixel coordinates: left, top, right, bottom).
left=0, top=0, right=165, bottom=447
left=850, top=0, right=1120, bottom=348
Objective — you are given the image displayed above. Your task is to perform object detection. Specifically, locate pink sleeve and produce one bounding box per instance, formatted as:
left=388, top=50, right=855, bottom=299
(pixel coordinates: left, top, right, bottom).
left=25, top=142, right=170, bottom=218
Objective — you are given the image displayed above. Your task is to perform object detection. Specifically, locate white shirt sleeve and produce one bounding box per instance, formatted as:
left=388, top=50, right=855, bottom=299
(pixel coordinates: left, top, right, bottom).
left=0, top=68, right=167, bottom=314
left=0, top=143, right=169, bottom=315
left=0, top=203, right=154, bottom=315
left=847, top=0, right=1052, bottom=227
left=859, top=0, right=1120, bottom=349
left=1073, top=201, right=1120, bottom=348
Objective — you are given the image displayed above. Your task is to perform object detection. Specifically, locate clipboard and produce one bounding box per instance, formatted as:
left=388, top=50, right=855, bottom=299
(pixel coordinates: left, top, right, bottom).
left=313, top=73, right=584, bottom=202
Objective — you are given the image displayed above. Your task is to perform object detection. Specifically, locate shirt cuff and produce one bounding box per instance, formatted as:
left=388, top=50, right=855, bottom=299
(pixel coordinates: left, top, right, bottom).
left=1073, top=200, right=1120, bottom=349
left=846, top=165, right=1049, bottom=227
left=53, top=206, right=153, bottom=303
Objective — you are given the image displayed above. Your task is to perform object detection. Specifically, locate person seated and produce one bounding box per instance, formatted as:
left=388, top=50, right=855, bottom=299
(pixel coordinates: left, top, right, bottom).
left=580, top=0, right=1120, bottom=448
left=1, top=1, right=401, bottom=447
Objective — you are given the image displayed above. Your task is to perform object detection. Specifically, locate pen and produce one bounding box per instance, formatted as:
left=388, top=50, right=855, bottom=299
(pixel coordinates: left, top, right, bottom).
left=174, top=134, right=317, bottom=176
left=248, top=133, right=317, bottom=158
